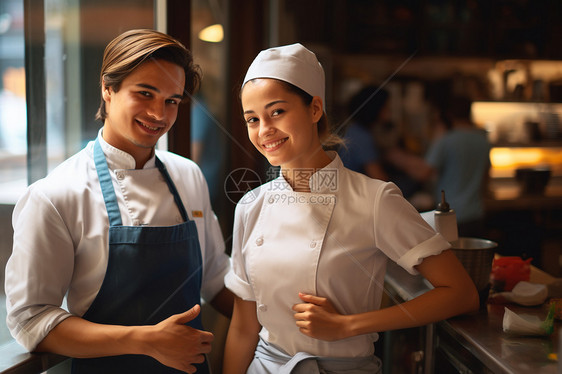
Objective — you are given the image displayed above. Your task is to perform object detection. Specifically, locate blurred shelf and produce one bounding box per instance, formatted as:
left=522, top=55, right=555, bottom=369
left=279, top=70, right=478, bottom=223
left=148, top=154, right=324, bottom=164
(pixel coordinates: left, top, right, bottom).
left=285, top=0, right=562, bottom=59
left=492, top=141, right=562, bottom=148
left=486, top=177, right=562, bottom=211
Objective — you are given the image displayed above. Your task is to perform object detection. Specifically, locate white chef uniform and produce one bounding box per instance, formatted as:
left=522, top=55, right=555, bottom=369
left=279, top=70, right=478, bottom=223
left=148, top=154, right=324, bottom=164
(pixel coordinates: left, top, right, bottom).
left=5, top=130, right=230, bottom=351
left=225, top=151, right=450, bottom=358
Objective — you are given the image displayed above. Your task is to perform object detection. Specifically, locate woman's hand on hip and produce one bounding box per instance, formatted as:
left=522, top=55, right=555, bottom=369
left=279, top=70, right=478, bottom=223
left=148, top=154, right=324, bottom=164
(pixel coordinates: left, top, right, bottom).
left=292, top=293, right=350, bottom=341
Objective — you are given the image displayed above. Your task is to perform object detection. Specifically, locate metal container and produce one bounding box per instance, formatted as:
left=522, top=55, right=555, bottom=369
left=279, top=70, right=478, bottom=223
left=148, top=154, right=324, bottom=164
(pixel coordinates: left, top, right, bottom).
left=450, top=237, right=498, bottom=292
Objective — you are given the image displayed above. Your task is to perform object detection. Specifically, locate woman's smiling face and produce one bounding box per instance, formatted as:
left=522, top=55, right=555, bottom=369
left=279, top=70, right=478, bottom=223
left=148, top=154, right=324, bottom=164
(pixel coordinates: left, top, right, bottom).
left=241, top=78, right=324, bottom=170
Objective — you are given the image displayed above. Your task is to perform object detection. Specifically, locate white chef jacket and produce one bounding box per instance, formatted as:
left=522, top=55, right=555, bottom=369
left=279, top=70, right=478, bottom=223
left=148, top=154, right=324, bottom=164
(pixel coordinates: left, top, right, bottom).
left=225, top=151, right=450, bottom=358
left=5, top=130, right=230, bottom=351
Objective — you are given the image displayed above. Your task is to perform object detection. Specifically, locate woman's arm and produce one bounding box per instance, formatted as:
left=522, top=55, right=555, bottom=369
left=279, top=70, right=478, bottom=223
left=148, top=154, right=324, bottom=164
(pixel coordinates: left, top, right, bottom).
left=293, top=249, right=479, bottom=340
left=36, top=305, right=213, bottom=374
left=223, top=296, right=261, bottom=374
left=385, top=147, right=435, bottom=182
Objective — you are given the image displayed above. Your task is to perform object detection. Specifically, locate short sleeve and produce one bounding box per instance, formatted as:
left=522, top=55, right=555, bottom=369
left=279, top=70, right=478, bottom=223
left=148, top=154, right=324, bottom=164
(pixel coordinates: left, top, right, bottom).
left=396, top=233, right=450, bottom=274
left=373, top=182, right=450, bottom=275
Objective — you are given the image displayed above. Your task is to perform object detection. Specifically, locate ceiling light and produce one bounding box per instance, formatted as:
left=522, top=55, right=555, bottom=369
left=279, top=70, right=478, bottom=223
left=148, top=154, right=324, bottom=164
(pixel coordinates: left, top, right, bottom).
left=198, top=24, right=223, bottom=43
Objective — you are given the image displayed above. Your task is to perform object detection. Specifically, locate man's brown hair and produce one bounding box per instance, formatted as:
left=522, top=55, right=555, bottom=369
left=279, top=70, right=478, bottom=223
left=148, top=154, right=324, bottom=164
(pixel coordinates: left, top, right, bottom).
left=96, top=29, right=201, bottom=122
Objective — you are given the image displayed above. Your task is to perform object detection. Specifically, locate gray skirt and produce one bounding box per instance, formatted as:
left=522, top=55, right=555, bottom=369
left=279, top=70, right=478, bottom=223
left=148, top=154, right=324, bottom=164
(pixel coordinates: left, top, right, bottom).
left=247, top=338, right=382, bottom=374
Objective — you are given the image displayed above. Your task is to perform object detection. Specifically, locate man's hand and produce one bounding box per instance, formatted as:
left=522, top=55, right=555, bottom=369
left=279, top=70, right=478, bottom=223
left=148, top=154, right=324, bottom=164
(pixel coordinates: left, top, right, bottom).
left=145, top=305, right=214, bottom=373
left=292, top=293, right=349, bottom=341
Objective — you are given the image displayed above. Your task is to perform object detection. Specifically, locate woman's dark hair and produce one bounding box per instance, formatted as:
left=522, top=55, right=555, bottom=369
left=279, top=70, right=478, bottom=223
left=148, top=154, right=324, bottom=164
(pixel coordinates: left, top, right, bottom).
left=348, top=85, right=389, bottom=129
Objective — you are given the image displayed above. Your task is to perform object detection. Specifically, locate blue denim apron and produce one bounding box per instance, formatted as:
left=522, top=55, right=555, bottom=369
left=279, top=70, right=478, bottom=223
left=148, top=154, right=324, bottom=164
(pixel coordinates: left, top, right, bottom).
left=71, top=139, right=209, bottom=373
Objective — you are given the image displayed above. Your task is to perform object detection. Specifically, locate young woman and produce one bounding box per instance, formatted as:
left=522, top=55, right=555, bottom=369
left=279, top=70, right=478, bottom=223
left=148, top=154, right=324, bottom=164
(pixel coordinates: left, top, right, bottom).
left=223, top=43, right=478, bottom=374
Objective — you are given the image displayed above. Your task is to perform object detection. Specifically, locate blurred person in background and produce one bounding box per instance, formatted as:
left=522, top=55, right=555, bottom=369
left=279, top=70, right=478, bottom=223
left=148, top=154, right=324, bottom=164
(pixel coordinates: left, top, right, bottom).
left=339, top=85, right=422, bottom=199
left=338, top=86, right=390, bottom=181
left=191, top=90, right=225, bottom=205
left=387, top=95, right=491, bottom=237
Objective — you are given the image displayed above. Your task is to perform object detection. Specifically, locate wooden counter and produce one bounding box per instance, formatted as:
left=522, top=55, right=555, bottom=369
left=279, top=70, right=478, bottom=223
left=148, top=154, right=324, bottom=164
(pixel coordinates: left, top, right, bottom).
left=384, top=261, right=560, bottom=373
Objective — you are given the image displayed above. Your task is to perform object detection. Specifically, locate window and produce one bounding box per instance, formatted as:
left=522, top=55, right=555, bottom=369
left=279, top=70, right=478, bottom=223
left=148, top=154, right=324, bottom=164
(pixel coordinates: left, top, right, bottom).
left=0, top=0, right=25, bottom=205
left=0, top=0, right=24, bottom=348
left=190, top=0, right=229, bottom=227
left=0, top=0, right=155, bottom=350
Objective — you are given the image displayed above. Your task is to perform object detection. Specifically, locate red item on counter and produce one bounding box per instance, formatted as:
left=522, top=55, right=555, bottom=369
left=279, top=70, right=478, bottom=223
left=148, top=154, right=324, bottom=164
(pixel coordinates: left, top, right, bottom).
left=490, top=256, right=532, bottom=292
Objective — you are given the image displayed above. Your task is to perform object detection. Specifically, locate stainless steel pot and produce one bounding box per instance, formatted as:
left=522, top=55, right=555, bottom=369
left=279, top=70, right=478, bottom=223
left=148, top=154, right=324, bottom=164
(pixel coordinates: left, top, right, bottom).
left=450, top=237, right=498, bottom=292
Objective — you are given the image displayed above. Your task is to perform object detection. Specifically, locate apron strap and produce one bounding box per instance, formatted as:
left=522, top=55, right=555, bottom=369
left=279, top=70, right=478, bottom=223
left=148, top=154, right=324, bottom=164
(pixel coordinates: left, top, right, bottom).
left=155, top=156, right=189, bottom=222
left=94, top=138, right=123, bottom=226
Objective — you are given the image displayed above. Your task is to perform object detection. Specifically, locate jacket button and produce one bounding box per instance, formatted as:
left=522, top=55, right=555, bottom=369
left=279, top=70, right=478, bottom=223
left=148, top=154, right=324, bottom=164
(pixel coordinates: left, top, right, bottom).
left=116, top=172, right=124, bottom=180
left=255, top=237, right=264, bottom=246
left=268, top=197, right=274, bottom=204
left=310, top=241, right=317, bottom=248
left=258, top=304, right=267, bottom=312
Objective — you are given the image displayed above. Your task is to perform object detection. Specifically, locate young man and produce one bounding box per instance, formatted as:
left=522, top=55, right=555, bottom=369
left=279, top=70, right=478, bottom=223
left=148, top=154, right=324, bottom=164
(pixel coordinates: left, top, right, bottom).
left=5, top=29, right=232, bottom=374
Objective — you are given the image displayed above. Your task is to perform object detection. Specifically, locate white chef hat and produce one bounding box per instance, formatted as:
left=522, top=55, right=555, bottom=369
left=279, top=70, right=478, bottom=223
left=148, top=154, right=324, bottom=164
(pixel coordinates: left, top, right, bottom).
left=242, top=43, right=325, bottom=109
